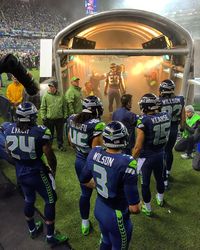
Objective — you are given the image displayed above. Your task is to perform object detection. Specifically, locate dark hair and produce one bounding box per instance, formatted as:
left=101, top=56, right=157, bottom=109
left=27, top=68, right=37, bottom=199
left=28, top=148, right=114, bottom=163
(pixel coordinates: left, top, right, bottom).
left=121, top=94, right=132, bottom=107
left=159, top=93, right=175, bottom=98
left=73, top=112, right=95, bottom=125
left=16, top=120, right=36, bottom=131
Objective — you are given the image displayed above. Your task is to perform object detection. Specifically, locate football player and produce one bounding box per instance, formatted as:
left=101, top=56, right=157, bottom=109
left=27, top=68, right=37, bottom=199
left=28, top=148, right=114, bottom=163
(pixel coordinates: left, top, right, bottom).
left=80, top=121, right=140, bottom=250
left=0, top=122, right=14, bottom=165
left=159, top=79, right=185, bottom=188
left=132, top=93, right=171, bottom=216
left=4, top=102, right=67, bottom=247
left=68, top=96, right=105, bottom=236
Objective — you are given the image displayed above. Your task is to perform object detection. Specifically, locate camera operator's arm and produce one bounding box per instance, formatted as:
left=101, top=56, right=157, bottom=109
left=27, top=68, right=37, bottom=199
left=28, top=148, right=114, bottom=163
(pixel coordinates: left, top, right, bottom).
left=0, top=54, right=39, bottom=95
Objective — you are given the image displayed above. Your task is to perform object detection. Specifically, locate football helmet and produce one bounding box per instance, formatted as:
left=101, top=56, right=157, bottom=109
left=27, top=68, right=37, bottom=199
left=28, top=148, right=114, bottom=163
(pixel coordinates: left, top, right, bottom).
left=103, top=121, right=128, bottom=149
left=159, top=79, right=175, bottom=95
left=82, top=96, right=103, bottom=118
left=16, top=102, right=38, bottom=122
left=139, top=93, right=160, bottom=113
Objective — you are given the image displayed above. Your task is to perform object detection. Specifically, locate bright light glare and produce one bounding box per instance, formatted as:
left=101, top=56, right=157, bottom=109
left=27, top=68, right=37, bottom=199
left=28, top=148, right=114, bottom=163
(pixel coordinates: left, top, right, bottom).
left=131, top=57, right=163, bottom=75
left=123, top=0, right=172, bottom=12
left=74, top=56, right=85, bottom=66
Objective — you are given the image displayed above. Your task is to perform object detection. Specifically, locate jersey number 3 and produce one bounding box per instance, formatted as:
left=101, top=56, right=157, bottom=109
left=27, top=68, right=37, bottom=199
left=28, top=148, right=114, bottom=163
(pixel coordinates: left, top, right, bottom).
left=94, top=164, right=108, bottom=198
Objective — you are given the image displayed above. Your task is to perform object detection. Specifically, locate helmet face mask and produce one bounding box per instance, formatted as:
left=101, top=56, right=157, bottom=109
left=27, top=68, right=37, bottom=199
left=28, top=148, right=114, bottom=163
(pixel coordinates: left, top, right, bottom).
left=159, top=79, right=175, bottom=95
left=103, top=121, right=128, bottom=149
left=16, top=102, right=38, bottom=123
left=82, top=96, right=103, bottom=118
left=139, top=93, right=160, bottom=113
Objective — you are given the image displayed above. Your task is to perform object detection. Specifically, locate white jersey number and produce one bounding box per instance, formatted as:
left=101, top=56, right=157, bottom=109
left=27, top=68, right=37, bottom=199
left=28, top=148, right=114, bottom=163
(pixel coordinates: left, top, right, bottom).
left=94, top=164, right=108, bottom=198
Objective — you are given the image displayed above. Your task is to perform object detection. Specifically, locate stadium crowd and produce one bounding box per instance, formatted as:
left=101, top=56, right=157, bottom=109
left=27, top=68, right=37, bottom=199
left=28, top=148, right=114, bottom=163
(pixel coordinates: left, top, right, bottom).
left=0, top=0, right=70, bottom=55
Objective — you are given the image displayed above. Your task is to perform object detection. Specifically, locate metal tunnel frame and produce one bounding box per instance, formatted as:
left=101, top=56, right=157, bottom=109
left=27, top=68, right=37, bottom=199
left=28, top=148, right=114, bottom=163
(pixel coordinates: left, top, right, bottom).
left=53, top=9, right=193, bottom=102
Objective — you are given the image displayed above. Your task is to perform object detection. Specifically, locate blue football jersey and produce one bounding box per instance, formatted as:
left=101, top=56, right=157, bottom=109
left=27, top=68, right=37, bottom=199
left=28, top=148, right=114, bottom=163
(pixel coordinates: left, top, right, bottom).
left=0, top=122, right=14, bottom=164
left=159, top=95, right=184, bottom=125
left=112, top=107, right=138, bottom=149
left=80, top=146, right=140, bottom=211
left=68, top=115, right=105, bottom=159
left=4, top=123, right=52, bottom=176
left=137, top=112, right=171, bottom=157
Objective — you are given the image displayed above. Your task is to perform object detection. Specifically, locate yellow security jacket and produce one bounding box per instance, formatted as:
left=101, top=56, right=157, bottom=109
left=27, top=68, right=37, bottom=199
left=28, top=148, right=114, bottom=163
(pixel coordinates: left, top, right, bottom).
left=6, top=82, right=24, bottom=104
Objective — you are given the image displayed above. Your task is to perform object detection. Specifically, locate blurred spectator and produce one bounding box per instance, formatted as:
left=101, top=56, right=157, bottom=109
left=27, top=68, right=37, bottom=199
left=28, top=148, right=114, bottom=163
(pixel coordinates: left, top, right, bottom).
left=65, top=76, right=82, bottom=116
left=89, top=72, right=105, bottom=99
left=6, top=76, right=24, bottom=121
left=175, top=105, right=200, bottom=159
left=82, top=81, right=94, bottom=98
left=40, top=79, right=68, bottom=151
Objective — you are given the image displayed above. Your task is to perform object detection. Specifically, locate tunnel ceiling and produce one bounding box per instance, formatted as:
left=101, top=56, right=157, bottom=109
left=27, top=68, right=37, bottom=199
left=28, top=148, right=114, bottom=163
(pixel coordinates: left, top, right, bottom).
left=77, top=21, right=162, bottom=49
left=57, top=9, right=192, bottom=50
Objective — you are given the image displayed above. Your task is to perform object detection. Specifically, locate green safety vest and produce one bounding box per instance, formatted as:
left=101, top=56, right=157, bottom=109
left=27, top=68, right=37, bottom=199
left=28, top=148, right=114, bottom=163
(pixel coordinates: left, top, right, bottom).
left=182, top=113, right=200, bottom=138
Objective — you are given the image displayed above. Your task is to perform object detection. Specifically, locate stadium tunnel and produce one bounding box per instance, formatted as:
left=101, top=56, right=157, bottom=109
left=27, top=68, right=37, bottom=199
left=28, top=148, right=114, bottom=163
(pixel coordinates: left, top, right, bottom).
left=53, top=9, right=193, bottom=113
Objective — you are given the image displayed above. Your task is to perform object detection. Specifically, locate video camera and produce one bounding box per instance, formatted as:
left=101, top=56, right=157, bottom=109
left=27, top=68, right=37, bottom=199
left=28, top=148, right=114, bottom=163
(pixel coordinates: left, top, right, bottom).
left=0, top=54, right=39, bottom=96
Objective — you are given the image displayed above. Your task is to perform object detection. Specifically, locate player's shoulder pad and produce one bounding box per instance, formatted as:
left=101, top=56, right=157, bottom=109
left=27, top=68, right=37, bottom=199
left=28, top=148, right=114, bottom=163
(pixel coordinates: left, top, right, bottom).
left=36, top=125, right=52, bottom=138
left=0, top=122, right=12, bottom=131
left=95, top=121, right=106, bottom=131
left=125, top=158, right=137, bottom=175
left=137, top=118, right=142, bottom=126
left=137, top=117, right=144, bottom=128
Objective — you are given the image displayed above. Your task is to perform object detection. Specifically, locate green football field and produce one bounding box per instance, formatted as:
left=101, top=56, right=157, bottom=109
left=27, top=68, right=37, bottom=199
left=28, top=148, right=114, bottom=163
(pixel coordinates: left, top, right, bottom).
left=1, top=69, right=200, bottom=249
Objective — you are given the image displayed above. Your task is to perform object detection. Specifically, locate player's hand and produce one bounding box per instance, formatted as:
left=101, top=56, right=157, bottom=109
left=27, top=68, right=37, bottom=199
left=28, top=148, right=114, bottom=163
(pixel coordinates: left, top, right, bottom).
left=104, top=91, right=107, bottom=96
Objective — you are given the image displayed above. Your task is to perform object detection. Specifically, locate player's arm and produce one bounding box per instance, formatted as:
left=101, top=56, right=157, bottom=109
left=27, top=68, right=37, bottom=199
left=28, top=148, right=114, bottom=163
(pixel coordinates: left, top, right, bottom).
left=42, top=142, right=57, bottom=176
left=84, top=178, right=96, bottom=189
left=132, top=128, right=145, bottom=158
left=123, top=160, right=140, bottom=214
left=180, top=106, right=186, bottom=131
left=119, top=75, right=126, bottom=94
left=104, top=76, right=109, bottom=95
left=92, top=135, right=103, bottom=147
left=80, top=153, right=94, bottom=188
left=92, top=122, right=105, bottom=147
left=129, top=203, right=141, bottom=214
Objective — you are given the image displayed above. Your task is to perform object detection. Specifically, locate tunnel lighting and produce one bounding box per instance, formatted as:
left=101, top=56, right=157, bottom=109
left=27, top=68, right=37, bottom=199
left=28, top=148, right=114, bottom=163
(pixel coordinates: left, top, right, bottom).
left=131, top=57, right=163, bottom=75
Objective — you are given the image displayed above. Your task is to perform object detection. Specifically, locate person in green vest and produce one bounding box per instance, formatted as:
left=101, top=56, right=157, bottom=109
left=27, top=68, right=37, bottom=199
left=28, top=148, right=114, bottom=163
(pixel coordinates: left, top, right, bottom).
left=65, top=76, right=82, bottom=116
left=40, top=79, right=68, bottom=151
left=175, top=105, right=200, bottom=159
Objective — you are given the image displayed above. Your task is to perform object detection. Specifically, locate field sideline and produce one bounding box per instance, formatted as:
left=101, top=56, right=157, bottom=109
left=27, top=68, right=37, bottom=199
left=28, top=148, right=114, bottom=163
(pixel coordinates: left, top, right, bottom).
left=1, top=70, right=200, bottom=249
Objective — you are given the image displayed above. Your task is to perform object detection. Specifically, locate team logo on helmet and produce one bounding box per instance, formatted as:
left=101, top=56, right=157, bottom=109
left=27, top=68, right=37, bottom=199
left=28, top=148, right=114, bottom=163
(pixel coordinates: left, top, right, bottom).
left=159, top=79, right=175, bottom=94
left=16, top=102, right=38, bottom=122
left=139, top=93, right=160, bottom=112
left=82, top=95, right=103, bottom=118
left=103, top=121, right=128, bottom=149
